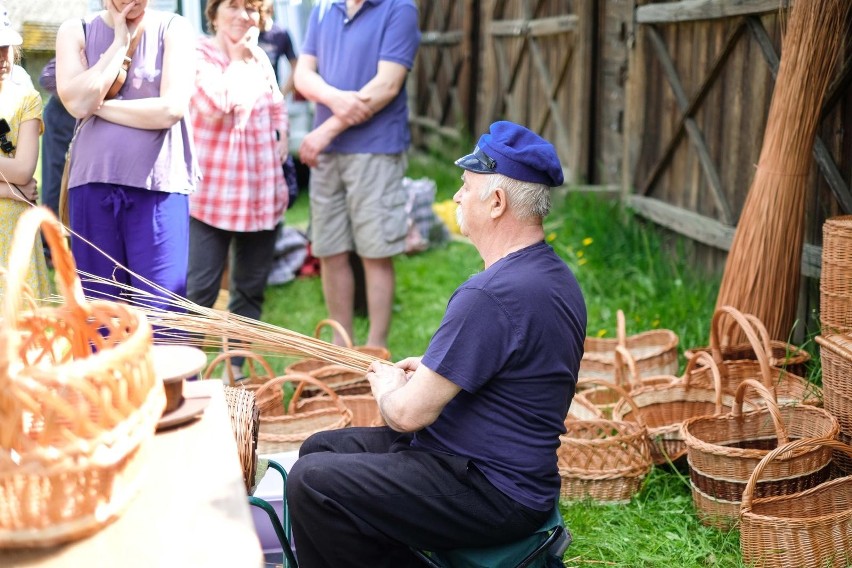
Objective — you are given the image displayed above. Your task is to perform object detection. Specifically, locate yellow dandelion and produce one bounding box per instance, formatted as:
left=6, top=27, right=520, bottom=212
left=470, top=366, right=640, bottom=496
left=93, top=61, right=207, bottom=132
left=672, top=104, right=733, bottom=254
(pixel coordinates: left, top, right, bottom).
left=596, top=329, right=607, bottom=337
left=582, top=237, right=593, bottom=246
left=652, top=319, right=660, bottom=328
left=546, top=232, right=557, bottom=243
left=576, top=250, right=584, bottom=258
left=578, top=258, right=587, bottom=266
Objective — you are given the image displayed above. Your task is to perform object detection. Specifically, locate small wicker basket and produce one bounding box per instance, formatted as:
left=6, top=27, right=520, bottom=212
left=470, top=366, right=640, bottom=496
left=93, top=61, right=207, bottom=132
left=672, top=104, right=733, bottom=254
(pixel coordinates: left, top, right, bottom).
left=682, top=379, right=839, bottom=528
left=579, top=310, right=679, bottom=380
left=684, top=306, right=810, bottom=377
left=686, top=306, right=821, bottom=407
left=203, top=349, right=276, bottom=390
left=612, top=352, right=745, bottom=465
left=284, top=319, right=390, bottom=375
left=740, top=438, right=852, bottom=568
left=558, top=379, right=652, bottom=503
left=0, top=207, right=164, bottom=548
left=255, top=373, right=352, bottom=454
left=291, top=380, right=384, bottom=428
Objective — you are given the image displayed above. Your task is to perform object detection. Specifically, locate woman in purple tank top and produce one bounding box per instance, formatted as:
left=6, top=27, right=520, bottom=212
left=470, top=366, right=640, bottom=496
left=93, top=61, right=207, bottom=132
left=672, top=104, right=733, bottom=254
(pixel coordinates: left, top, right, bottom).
left=54, top=0, right=198, bottom=317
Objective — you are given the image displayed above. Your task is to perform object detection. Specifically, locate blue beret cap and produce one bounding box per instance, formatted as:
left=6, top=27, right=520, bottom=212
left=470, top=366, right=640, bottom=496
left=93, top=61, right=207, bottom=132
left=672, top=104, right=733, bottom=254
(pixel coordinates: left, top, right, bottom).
left=455, top=121, right=564, bottom=187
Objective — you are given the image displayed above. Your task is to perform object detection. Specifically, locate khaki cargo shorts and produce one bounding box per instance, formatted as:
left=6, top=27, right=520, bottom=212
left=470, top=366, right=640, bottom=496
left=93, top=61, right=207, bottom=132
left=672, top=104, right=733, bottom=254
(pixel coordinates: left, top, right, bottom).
left=308, top=152, right=408, bottom=259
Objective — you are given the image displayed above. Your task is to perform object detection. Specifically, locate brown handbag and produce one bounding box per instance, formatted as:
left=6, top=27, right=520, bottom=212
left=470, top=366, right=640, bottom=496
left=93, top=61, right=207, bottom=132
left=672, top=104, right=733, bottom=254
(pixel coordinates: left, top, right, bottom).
left=59, top=22, right=146, bottom=225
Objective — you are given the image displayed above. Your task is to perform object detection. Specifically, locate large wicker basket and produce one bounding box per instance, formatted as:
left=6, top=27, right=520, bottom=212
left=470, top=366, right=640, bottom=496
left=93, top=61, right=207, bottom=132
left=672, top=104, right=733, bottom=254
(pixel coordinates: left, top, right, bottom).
left=820, top=215, right=852, bottom=335
left=254, top=373, right=352, bottom=454
left=579, top=310, right=679, bottom=380
left=682, top=379, right=839, bottom=528
left=558, top=379, right=653, bottom=503
left=684, top=306, right=810, bottom=377
left=815, top=333, right=852, bottom=475
left=290, top=380, right=384, bottom=428
left=686, top=306, right=821, bottom=407
left=284, top=319, right=390, bottom=375
left=0, top=207, right=165, bottom=548
left=740, top=438, right=852, bottom=568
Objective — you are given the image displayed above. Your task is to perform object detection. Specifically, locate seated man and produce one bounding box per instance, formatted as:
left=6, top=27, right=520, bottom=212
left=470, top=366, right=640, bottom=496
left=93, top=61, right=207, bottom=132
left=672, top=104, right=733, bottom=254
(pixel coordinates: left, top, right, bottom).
left=286, top=121, right=587, bottom=568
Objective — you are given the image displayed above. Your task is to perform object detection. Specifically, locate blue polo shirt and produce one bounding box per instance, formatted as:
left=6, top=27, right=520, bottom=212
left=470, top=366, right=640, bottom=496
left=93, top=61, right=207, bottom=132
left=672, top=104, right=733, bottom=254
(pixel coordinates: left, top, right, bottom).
left=416, top=242, right=587, bottom=511
left=301, top=0, right=420, bottom=154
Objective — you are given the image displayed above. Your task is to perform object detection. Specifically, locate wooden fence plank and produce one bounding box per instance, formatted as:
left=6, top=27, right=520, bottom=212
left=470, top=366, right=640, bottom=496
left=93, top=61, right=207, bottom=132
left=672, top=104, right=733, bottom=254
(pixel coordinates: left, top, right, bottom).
left=490, top=14, right=578, bottom=37
left=637, top=0, right=787, bottom=24
left=627, top=195, right=821, bottom=277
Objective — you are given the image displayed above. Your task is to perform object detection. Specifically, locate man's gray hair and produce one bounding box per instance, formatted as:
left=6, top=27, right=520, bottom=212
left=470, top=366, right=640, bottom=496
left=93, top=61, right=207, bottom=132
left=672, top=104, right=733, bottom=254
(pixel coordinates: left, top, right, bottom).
left=480, top=174, right=551, bottom=219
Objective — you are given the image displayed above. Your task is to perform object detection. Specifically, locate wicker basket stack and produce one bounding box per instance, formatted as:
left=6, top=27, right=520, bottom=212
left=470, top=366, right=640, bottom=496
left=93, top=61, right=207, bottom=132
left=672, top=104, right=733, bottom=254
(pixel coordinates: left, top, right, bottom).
left=682, top=380, right=839, bottom=529
left=0, top=208, right=165, bottom=548
left=820, top=215, right=852, bottom=335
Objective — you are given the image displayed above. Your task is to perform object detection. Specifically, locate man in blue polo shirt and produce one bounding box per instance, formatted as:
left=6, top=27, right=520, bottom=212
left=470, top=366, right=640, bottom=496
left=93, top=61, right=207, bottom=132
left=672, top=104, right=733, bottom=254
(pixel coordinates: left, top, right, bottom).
left=287, top=121, right=587, bottom=567
left=293, top=0, right=420, bottom=350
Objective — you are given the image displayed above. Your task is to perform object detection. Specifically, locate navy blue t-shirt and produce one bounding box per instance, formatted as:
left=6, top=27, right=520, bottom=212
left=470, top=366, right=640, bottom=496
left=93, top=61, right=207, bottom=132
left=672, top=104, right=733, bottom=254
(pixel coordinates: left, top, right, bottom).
left=415, top=241, right=587, bottom=511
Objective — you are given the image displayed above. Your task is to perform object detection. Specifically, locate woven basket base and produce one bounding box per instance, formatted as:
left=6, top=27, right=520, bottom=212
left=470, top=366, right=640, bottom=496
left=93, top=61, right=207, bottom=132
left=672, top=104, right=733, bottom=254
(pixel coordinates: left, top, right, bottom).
left=559, top=473, right=645, bottom=504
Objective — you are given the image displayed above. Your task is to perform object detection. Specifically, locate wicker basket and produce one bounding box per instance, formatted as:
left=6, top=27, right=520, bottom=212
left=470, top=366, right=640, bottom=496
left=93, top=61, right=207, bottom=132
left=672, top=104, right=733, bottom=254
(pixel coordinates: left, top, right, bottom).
left=223, top=386, right=259, bottom=492
left=0, top=207, right=165, bottom=548
left=565, top=392, right=604, bottom=421
left=686, top=306, right=821, bottom=407
left=203, top=349, right=276, bottom=390
left=685, top=306, right=810, bottom=377
left=297, top=364, right=369, bottom=398
left=682, top=379, right=839, bottom=528
left=284, top=319, right=390, bottom=375
left=558, top=379, right=653, bottom=503
left=820, top=215, right=852, bottom=335
left=740, top=438, right=852, bottom=568
left=255, top=372, right=352, bottom=454
left=612, top=352, right=746, bottom=465
left=579, top=310, right=679, bottom=380
left=291, top=380, right=384, bottom=428
left=815, top=333, right=852, bottom=474
left=578, top=344, right=677, bottom=418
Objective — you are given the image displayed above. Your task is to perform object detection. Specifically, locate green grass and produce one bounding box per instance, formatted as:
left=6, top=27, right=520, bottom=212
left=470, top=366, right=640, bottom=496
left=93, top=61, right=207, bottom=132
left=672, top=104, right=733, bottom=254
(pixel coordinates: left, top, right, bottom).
left=261, top=150, right=823, bottom=567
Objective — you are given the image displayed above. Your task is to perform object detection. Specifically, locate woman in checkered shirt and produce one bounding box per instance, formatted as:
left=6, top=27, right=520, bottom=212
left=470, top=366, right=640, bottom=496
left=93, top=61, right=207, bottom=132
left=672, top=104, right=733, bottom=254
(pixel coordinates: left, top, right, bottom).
left=187, top=0, right=289, bottom=376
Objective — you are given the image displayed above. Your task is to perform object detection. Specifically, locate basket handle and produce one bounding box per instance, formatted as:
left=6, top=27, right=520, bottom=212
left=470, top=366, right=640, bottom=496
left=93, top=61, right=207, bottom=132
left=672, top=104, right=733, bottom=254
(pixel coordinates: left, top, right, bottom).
left=613, top=344, right=641, bottom=388
left=740, top=437, right=851, bottom=513
left=3, top=207, right=90, bottom=361
left=711, top=306, right=773, bottom=386
left=682, top=351, right=724, bottom=414
left=314, top=319, right=354, bottom=349
left=287, top=365, right=363, bottom=411
left=732, top=378, right=788, bottom=445
left=252, top=372, right=349, bottom=417
left=816, top=334, right=852, bottom=361
left=577, top=377, right=647, bottom=428
left=615, top=309, right=627, bottom=346
left=565, top=391, right=604, bottom=420
left=202, top=349, right=276, bottom=382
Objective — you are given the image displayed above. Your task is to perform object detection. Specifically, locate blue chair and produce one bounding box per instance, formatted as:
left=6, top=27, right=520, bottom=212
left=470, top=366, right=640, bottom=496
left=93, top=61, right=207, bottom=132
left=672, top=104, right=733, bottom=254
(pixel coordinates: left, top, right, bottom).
left=248, top=459, right=299, bottom=568
left=412, top=506, right=571, bottom=568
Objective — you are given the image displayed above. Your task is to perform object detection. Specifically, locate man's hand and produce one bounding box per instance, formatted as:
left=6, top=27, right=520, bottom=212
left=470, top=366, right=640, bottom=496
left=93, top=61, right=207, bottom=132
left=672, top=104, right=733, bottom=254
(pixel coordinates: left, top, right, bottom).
left=298, top=128, right=335, bottom=167
left=367, top=361, right=409, bottom=396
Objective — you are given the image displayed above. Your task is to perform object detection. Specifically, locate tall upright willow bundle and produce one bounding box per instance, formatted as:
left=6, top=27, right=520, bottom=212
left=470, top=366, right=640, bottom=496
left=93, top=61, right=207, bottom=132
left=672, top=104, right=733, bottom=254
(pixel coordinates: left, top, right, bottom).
left=715, top=0, right=850, bottom=340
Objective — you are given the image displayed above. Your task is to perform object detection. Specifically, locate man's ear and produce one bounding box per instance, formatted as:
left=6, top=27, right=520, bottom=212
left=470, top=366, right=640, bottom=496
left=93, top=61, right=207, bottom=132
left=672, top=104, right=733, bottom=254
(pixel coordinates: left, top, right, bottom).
left=490, top=187, right=508, bottom=219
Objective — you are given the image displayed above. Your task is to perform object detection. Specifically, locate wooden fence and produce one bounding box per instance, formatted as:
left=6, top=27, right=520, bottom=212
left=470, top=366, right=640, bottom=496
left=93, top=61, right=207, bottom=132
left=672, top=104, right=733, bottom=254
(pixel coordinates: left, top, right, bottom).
left=410, top=0, right=852, bottom=336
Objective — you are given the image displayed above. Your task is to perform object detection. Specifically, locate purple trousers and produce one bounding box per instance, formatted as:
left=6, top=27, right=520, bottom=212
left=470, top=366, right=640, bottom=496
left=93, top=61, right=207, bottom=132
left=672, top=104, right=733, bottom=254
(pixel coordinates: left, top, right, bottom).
left=69, top=182, right=189, bottom=314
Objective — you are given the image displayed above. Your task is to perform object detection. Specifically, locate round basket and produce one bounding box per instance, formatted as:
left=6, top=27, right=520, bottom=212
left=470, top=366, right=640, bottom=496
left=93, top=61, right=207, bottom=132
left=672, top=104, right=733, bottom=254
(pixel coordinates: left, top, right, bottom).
left=291, top=380, right=384, bottom=428
left=254, top=372, right=352, bottom=454
left=815, top=333, right=852, bottom=475
left=577, top=345, right=676, bottom=418
left=682, top=379, right=839, bottom=529
left=0, top=207, right=165, bottom=548
left=580, top=310, right=679, bottom=380
left=284, top=319, right=390, bottom=375
left=686, top=306, right=821, bottom=407
left=203, top=349, right=276, bottom=390
left=612, top=352, right=746, bottom=465
left=684, top=306, right=810, bottom=377
left=223, top=386, right=259, bottom=493
left=565, top=392, right=604, bottom=422
left=820, top=215, right=852, bottom=335
left=740, top=438, right=852, bottom=568
left=297, top=364, right=369, bottom=398
left=558, top=379, right=652, bottom=504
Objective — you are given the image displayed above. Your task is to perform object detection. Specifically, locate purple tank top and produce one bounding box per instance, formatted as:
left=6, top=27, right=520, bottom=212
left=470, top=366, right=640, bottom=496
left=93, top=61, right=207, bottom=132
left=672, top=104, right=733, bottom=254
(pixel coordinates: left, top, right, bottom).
left=69, top=10, right=197, bottom=194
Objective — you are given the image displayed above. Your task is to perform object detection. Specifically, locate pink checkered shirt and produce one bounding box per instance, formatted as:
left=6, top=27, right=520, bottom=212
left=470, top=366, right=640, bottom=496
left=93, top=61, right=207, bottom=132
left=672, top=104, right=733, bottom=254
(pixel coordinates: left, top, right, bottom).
left=190, top=37, right=289, bottom=232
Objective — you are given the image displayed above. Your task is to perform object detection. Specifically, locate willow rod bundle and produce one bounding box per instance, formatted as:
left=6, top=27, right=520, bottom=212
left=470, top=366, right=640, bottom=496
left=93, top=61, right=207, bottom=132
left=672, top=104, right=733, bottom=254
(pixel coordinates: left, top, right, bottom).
left=46, top=267, right=389, bottom=374
left=715, top=0, right=850, bottom=341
